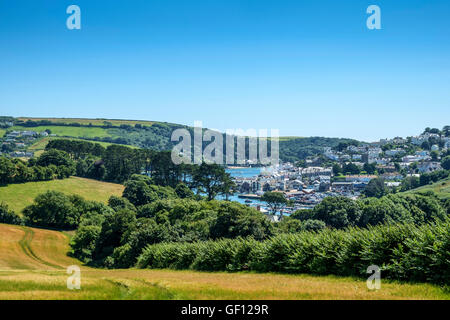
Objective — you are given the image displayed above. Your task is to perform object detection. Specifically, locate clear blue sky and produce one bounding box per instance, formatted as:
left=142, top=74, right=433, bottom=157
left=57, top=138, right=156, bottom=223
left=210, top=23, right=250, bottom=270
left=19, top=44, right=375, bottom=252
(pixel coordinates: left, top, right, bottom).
left=1, top=0, right=449, bottom=142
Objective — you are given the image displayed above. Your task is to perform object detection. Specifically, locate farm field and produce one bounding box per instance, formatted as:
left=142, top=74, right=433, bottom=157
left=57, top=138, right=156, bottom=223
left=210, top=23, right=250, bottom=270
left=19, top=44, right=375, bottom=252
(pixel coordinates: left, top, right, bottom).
left=27, top=137, right=135, bottom=157
left=17, top=117, right=156, bottom=127
left=10, top=125, right=112, bottom=139
left=0, top=223, right=448, bottom=300
left=0, top=177, right=124, bottom=213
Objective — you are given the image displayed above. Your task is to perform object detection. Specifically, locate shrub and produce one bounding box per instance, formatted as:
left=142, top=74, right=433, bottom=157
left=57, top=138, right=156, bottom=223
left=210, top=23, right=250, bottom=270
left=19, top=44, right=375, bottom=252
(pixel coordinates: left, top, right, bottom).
left=137, top=220, right=450, bottom=286
left=0, top=202, right=22, bottom=225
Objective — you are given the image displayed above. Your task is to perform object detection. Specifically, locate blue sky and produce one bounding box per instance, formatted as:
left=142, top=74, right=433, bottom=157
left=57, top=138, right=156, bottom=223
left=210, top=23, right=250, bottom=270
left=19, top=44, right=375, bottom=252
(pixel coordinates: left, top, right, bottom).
left=1, top=0, right=449, bottom=142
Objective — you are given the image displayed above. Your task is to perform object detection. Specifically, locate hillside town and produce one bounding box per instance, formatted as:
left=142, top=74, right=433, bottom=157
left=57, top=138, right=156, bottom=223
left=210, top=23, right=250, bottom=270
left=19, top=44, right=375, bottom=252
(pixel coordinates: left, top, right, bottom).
left=233, top=128, right=450, bottom=214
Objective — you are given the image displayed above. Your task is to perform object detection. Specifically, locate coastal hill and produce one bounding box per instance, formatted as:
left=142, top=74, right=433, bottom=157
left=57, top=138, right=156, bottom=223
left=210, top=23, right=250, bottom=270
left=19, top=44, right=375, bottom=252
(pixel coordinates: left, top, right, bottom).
left=2, top=116, right=360, bottom=162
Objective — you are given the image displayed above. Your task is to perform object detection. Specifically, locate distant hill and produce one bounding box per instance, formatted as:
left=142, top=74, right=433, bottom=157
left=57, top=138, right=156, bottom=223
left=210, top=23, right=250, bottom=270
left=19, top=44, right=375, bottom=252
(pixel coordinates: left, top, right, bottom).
left=3, top=117, right=361, bottom=162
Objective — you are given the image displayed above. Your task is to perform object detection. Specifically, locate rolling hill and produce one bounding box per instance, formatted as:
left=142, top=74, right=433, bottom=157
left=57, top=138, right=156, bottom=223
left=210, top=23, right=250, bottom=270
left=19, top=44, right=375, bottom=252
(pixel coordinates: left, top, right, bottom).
left=404, top=176, right=450, bottom=200
left=0, top=223, right=448, bottom=300
left=0, top=177, right=124, bottom=213
left=4, top=117, right=361, bottom=162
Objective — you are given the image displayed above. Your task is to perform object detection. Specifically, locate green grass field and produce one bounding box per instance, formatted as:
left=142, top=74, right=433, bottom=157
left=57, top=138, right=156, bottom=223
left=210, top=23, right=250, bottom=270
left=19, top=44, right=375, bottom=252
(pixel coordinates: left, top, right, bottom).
left=0, top=128, right=5, bottom=138
left=0, top=177, right=124, bottom=213
left=18, top=117, right=156, bottom=127
left=27, top=137, right=133, bottom=157
left=0, top=223, right=448, bottom=300
left=405, top=177, right=450, bottom=200
left=10, top=125, right=112, bottom=139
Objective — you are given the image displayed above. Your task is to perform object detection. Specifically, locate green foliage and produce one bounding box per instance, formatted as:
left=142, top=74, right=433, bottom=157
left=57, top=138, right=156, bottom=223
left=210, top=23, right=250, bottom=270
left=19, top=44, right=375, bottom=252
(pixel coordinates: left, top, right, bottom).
left=71, top=196, right=274, bottom=268
left=209, top=201, right=273, bottom=240
left=137, top=220, right=450, bottom=285
left=441, top=156, right=450, bottom=170
left=174, top=183, right=194, bottom=199
left=46, top=139, right=106, bottom=159
left=0, top=156, right=73, bottom=185
left=22, top=191, right=111, bottom=229
left=23, top=191, right=80, bottom=229
left=363, top=178, right=388, bottom=198
left=36, top=149, right=74, bottom=168
left=310, top=196, right=361, bottom=229
left=260, top=191, right=288, bottom=215
left=122, top=176, right=177, bottom=206
left=291, top=193, right=448, bottom=229
left=108, top=196, right=136, bottom=212
left=279, top=137, right=360, bottom=162
left=0, top=202, right=22, bottom=225
left=192, top=163, right=235, bottom=200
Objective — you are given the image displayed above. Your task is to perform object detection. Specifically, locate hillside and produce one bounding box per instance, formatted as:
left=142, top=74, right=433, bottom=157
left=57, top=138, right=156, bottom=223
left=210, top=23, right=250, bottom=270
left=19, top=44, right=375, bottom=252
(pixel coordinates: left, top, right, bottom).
left=405, top=176, right=450, bottom=200
left=4, top=117, right=361, bottom=162
left=27, top=137, right=136, bottom=157
left=0, top=223, right=448, bottom=300
left=0, top=177, right=124, bottom=213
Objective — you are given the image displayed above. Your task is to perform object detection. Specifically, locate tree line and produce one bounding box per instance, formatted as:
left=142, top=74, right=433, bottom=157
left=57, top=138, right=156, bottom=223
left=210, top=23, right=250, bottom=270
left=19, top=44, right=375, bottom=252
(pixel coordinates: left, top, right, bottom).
left=0, top=149, right=75, bottom=185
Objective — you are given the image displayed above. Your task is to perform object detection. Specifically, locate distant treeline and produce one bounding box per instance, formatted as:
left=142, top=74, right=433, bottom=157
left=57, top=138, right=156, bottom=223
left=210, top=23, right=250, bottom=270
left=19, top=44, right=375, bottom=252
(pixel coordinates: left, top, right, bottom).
left=401, top=169, right=449, bottom=192
left=0, top=151, right=74, bottom=185
left=13, top=117, right=362, bottom=161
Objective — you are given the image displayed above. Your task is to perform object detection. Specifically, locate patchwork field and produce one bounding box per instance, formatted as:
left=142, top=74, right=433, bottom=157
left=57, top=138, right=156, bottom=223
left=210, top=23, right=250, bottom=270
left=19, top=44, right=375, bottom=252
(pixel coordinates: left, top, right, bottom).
left=10, top=125, right=112, bottom=139
left=27, top=137, right=134, bottom=157
left=0, top=177, right=124, bottom=213
left=17, top=117, right=156, bottom=127
left=0, top=223, right=448, bottom=300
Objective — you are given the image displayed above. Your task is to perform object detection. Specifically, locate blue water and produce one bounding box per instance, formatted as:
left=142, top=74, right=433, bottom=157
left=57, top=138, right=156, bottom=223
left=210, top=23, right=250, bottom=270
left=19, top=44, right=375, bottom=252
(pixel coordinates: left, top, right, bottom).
left=226, top=167, right=262, bottom=178
left=218, top=167, right=265, bottom=206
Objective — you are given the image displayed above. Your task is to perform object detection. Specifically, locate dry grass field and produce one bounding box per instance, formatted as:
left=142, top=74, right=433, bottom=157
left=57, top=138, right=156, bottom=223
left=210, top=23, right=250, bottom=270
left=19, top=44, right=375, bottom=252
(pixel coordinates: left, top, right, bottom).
left=0, top=223, right=448, bottom=300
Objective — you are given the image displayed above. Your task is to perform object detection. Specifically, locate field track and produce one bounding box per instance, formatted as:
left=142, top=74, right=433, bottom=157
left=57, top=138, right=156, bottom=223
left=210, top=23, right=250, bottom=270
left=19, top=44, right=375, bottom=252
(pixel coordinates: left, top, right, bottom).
left=0, top=223, right=448, bottom=300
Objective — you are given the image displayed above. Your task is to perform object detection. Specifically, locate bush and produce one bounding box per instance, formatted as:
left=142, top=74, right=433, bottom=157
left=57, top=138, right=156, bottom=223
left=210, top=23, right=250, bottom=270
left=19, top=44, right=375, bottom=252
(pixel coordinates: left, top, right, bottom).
left=23, top=191, right=80, bottom=229
left=0, top=202, right=22, bottom=225
left=23, top=191, right=110, bottom=229
left=137, top=220, right=450, bottom=286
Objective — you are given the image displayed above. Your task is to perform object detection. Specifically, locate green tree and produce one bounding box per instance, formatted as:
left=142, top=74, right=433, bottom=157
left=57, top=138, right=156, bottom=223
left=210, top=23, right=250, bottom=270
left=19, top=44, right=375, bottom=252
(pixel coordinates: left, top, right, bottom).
left=37, top=149, right=74, bottom=167
left=122, top=180, right=155, bottom=206
left=174, top=183, right=194, bottom=199
left=23, top=191, right=80, bottom=229
left=0, top=202, right=22, bottom=225
left=312, top=196, right=361, bottom=228
left=192, top=163, right=233, bottom=200
left=210, top=202, right=273, bottom=240
left=441, top=156, right=450, bottom=170
left=261, top=192, right=288, bottom=216
left=363, top=178, right=387, bottom=198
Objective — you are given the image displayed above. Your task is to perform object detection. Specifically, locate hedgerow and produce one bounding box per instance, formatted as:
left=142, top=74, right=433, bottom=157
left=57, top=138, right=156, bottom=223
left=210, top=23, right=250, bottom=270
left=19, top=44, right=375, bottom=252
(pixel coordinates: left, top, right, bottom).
left=137, top=219, right=450, bottom=285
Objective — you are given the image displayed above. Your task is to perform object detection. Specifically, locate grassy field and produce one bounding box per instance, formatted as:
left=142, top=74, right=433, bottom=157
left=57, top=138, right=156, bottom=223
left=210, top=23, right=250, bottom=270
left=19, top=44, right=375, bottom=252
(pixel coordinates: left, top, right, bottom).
left=27, top=137, right=134, bottom=157
left=10, top=125, right=112, bottom=139
left=0, top=177, right=124, bottom=213
left=17, top=117, right=156, bottom=127
left=405, top=177, right=450, bottom=200
left=0, top=223, right=448, bottom=300
left=0, top=128, right=5, bottom=138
